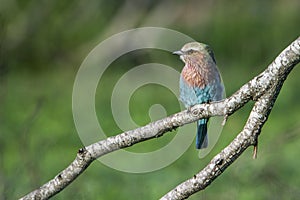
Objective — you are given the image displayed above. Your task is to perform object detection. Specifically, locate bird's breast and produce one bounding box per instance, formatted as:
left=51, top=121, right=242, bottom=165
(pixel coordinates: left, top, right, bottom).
left=181, top=65, right=206, bottom=88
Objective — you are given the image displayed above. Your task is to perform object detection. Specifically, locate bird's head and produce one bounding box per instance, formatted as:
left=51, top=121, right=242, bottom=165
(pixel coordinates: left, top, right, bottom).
left=173, top=42, right=216, bottom=64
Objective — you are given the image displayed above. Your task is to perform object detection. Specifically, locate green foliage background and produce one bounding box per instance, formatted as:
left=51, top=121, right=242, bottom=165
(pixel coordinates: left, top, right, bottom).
left=1, top=0, right=300, bottom=199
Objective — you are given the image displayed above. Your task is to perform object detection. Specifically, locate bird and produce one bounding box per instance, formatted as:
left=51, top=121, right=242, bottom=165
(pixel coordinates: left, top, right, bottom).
left=173, top=42, right=224, bottom=149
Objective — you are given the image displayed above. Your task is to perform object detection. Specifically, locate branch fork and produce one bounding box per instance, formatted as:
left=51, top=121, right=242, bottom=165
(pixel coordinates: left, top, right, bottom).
left=20, top=37, right=300, bottom=200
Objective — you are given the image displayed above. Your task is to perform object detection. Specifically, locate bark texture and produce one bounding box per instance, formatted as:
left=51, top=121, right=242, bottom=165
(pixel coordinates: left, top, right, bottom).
left=20, top=37, right=300, bottom=200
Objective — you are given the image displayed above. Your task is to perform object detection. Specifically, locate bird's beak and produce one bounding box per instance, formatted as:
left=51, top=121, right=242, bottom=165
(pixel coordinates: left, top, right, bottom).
left=173, top=50, right=184, bottom=55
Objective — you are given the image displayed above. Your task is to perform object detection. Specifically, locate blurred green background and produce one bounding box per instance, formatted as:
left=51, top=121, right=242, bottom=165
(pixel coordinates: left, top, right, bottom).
left=1, top=0, right=300, bottom=199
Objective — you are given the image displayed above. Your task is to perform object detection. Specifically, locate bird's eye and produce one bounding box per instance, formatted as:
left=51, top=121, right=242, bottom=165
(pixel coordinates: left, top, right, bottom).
left=187, top=49, right=195, bottom=54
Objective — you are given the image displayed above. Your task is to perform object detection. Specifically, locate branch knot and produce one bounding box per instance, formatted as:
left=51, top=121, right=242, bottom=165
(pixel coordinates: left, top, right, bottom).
left=191, top=107, right=204, bottom=118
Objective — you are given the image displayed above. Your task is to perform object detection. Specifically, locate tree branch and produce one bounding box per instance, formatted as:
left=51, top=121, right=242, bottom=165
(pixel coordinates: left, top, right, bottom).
left=161, top=37, right=300, bottom=199
left=20, top=37, right=300, bottom=200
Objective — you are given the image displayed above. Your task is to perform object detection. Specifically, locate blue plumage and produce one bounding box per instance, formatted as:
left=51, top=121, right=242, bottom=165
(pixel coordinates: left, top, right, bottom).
left=197, top=119, right=208, bottom=149
left=174, top=42, right=223, bottom=149
left=180, top=77, right=214, bottom=149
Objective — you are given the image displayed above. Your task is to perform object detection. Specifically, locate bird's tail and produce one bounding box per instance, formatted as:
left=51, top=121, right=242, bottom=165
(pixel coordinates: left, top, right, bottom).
left=196, top=119, right=208, bottom=149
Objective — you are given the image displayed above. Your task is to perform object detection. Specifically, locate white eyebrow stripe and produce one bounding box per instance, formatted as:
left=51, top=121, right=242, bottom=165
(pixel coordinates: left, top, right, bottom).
left=181, top=46, right=202, bottom=52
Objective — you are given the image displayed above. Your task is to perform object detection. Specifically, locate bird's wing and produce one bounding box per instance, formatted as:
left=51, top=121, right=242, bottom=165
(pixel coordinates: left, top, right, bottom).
left=179, top=76, right=198, bottom=107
